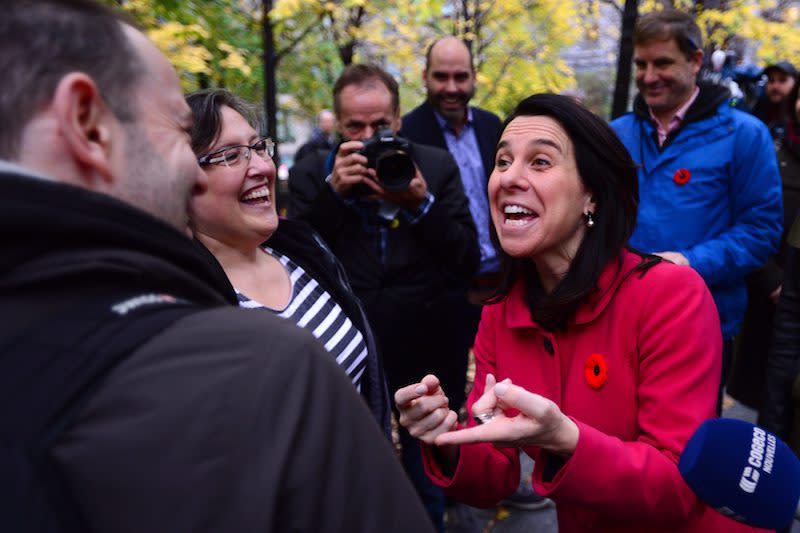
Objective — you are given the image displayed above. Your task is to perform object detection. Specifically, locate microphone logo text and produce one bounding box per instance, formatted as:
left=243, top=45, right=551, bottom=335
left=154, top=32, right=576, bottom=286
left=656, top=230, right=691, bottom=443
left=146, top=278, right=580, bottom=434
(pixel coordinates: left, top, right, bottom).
left=738, top=427, right=776, bottom=494
left=739, top=467, right=759, bottom=493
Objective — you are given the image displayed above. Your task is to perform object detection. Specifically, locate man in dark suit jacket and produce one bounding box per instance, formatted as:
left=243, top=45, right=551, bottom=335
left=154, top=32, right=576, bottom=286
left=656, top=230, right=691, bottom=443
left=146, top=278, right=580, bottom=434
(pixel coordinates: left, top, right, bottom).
left=400, top=35, right=502, bottom=333
left=288, top=63, right=479, bottom=532
left=400, top=36, right=501, bottom=189
left=400, top=36, right=550, bottom=514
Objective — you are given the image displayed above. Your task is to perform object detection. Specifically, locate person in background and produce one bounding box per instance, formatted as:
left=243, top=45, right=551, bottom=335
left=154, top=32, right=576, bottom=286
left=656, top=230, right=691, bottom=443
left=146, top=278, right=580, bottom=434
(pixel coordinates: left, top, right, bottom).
left=752, top=61, right=797, bottom=131
left=395, top=93, right=766, bottom=533
left=186, top=88, right=391, bottom=438
left=757, top=85, right=800, bottom=453
left=759, top=214, right=800, bottom=455
left=699, top=49, right=746, bottom=108
left=289, top=63, right=479, bottom=532
left=294, top=109, right=336, bottom=164
left=400, top=33, right=503, bottom=378
left=609, top=9, right=783, bottom=411
left=399, top=37, right=520, bottom=519
left=401, top=36, right=502, bottom=306
left=0, top=1, right=434, bottom=531
left=730, top=68, right=800, bottom=414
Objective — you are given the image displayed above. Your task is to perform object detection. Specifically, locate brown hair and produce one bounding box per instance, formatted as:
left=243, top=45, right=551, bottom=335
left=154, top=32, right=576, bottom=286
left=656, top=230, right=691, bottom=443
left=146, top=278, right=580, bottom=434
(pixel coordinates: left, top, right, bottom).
left=332, top=64, right=400, bottom=117
left=634, top=9, right=702, bottom=61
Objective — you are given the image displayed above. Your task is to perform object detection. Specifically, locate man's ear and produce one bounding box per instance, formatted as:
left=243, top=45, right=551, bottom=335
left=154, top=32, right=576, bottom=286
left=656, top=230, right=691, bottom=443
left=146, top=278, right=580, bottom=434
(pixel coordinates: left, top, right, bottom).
left=51, top=73, right=117, bottom=186
left=690, top=49, right=704, bottom=75
left=422, top=68, right=428, bottom=85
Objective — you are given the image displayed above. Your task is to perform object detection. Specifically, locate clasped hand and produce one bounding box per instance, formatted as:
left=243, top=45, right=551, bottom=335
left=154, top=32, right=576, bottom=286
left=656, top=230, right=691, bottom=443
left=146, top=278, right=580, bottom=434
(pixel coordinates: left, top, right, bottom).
left=396, top=374, right=579, bottom=457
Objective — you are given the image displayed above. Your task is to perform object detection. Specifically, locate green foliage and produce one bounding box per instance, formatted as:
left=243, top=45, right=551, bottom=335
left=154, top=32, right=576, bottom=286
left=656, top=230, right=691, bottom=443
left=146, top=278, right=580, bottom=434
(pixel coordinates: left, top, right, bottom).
left=640, top=0, right=800, bottom=69
left=107, top=0, right=800, bottom=131
left=107, top=0, right=583, bottom=121
left=106, top=0, right=263, bottom=102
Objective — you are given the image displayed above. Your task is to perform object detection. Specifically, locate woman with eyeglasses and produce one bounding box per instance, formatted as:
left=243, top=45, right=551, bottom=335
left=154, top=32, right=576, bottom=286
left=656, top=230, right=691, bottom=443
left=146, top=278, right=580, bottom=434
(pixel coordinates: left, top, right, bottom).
left=186, top=89, right=391, bottom=438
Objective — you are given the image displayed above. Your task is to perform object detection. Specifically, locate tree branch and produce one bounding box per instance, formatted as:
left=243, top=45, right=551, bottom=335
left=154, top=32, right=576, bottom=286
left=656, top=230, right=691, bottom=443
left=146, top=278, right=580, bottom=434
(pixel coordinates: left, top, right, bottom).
left=275, top=13, right=325, bottom=64
left=598, top=0, right=623, bottom=14
left=477, top=41, right=524, bottom=105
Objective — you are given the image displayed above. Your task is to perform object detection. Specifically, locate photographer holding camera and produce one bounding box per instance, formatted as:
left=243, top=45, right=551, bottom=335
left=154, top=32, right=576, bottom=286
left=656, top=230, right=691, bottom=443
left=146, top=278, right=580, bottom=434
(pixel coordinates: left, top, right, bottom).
left=289, top=64, right=479, bottom=532
left=329, top=125, right=424, bottom=206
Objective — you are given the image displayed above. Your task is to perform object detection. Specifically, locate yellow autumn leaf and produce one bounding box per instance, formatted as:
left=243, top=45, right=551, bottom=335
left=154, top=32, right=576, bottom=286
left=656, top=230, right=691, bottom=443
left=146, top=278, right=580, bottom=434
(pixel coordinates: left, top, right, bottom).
left=221, top=51, right=253, bottom=77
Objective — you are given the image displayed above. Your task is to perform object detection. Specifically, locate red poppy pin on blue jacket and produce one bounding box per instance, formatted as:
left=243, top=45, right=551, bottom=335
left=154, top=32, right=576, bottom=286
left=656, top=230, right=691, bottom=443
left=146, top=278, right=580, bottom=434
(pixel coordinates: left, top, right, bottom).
left=673, top=168, right=691, bottom=185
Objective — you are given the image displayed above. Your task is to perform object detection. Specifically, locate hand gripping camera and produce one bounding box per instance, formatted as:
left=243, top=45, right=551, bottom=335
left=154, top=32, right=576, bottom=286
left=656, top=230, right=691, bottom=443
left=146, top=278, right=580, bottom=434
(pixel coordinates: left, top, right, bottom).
left=357, top=126, right=416, bottom=192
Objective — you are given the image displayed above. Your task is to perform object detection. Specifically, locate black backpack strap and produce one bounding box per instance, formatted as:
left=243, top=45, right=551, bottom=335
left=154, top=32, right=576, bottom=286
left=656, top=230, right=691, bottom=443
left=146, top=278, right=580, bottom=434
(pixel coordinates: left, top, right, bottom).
left=0, top=293, right=199, bottom=533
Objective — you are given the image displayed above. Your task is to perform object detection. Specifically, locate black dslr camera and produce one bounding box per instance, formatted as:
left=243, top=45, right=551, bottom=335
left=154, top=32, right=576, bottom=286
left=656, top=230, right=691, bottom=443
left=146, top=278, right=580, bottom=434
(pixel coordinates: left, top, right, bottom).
left=357, top=126, right=416, bottom=192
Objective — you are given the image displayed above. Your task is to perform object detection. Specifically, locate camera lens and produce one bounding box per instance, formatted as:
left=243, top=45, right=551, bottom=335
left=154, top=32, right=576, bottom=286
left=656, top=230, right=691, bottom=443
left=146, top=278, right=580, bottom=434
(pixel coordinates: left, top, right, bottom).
left=376, top=150, right=415, bottom=192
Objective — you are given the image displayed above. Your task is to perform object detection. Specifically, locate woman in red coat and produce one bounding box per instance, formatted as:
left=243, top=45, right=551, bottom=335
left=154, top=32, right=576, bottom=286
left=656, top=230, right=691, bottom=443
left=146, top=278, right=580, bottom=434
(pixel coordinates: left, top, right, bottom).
left=395, top=94, right=767, bottom=532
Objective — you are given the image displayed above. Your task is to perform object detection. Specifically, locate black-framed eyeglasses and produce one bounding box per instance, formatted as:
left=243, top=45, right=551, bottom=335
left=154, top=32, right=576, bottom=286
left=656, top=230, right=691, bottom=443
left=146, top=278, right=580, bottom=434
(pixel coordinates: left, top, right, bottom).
left=198, top=138, right=275, bottom=168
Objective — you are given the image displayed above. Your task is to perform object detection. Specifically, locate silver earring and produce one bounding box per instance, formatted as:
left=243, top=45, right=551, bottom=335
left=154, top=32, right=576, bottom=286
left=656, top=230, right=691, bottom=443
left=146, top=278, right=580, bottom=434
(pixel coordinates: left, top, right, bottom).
left=585, top=211, right=595, bottom=228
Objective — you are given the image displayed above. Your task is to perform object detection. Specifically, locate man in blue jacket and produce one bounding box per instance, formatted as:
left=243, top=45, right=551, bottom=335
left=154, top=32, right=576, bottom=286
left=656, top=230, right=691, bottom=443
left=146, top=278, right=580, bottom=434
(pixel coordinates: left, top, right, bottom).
left=610, top=9, right=782, bottom=406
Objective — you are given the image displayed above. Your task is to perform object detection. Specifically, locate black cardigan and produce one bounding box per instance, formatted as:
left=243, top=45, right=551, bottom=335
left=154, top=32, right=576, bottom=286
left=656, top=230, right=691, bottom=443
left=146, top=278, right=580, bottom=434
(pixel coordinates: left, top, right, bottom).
left=262, top=218, right=392, bottom=440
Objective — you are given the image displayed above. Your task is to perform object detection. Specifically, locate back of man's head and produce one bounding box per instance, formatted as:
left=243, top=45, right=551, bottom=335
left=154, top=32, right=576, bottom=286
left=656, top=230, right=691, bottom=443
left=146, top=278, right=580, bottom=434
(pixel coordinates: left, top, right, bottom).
left=1, top=0, right=205, bottom=233
left=634, top=8, right=703, bottom=60
left=0, top=0, right=143, bottom=159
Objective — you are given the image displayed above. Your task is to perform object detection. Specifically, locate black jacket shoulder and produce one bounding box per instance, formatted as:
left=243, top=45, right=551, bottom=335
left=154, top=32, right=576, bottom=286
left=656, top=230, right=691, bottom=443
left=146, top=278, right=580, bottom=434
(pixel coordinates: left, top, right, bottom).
left=400, top=101, right=502, bottom=182
left=54, top=308, right=434, bottom=532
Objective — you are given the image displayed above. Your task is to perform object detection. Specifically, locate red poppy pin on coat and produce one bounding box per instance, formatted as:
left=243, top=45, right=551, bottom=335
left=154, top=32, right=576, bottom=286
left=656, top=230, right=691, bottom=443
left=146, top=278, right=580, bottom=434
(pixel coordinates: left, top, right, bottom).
left=673, top=168, right=691, bottom=185
left=585, top=353, right=608, bottom=390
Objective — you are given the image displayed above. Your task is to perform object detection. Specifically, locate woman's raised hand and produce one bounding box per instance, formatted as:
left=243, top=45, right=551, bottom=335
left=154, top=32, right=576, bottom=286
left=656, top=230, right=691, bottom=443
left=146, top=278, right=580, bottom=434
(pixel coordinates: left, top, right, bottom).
left=394, top=374, right=459, bottom=445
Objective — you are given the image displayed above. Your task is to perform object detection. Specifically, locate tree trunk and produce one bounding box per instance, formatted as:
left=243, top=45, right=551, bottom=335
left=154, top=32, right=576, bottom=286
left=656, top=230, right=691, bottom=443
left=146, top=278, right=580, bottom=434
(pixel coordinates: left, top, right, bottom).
left=339, top=43, right=355, bottom=66
left=262, top=0, right=280, bottom=162
left=611, top=0, right=639, bottom=119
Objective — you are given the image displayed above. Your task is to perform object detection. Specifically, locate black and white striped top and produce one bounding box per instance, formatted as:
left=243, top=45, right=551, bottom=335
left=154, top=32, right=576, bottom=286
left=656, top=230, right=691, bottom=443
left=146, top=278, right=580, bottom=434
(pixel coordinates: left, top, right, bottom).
left=236, top=247, right=368, bottom=390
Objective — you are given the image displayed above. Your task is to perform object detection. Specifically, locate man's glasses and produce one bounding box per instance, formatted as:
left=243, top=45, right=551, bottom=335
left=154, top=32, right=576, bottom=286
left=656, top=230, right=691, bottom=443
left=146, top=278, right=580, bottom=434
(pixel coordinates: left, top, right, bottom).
left=198, top=138, right=275, bottom=168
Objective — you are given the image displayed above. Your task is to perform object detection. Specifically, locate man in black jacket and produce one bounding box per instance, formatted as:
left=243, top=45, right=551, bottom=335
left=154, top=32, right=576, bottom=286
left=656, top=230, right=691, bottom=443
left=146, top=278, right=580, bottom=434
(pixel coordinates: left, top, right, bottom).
left=289, top=63, right=480, bottom=532
left=293, top=109, right=336, bottom=164
left=0, top=2, right=434, bottom=532
left=731, top=61, right=800, bottom=413
left=759, top=215, right=800, bottom=453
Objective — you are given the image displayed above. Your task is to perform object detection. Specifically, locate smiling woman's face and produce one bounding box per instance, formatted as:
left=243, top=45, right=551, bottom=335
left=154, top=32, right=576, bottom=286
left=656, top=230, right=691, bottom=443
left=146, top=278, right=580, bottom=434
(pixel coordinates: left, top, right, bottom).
left=489, top=115, right=594, bottom=271
left=190, top=105, right=278, bottom=248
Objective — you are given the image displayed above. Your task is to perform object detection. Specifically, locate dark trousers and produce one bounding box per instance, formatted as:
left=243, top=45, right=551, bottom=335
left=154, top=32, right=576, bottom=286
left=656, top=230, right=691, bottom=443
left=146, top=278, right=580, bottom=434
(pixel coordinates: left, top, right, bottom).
left=718, top=339, right=734, bottom=415
left=399, top=426, right=446, bottom=532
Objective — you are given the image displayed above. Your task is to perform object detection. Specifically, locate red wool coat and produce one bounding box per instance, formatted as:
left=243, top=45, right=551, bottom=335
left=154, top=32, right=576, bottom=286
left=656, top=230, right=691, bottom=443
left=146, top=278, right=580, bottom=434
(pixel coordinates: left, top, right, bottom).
left=424, top=249, right=767, bottom=532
